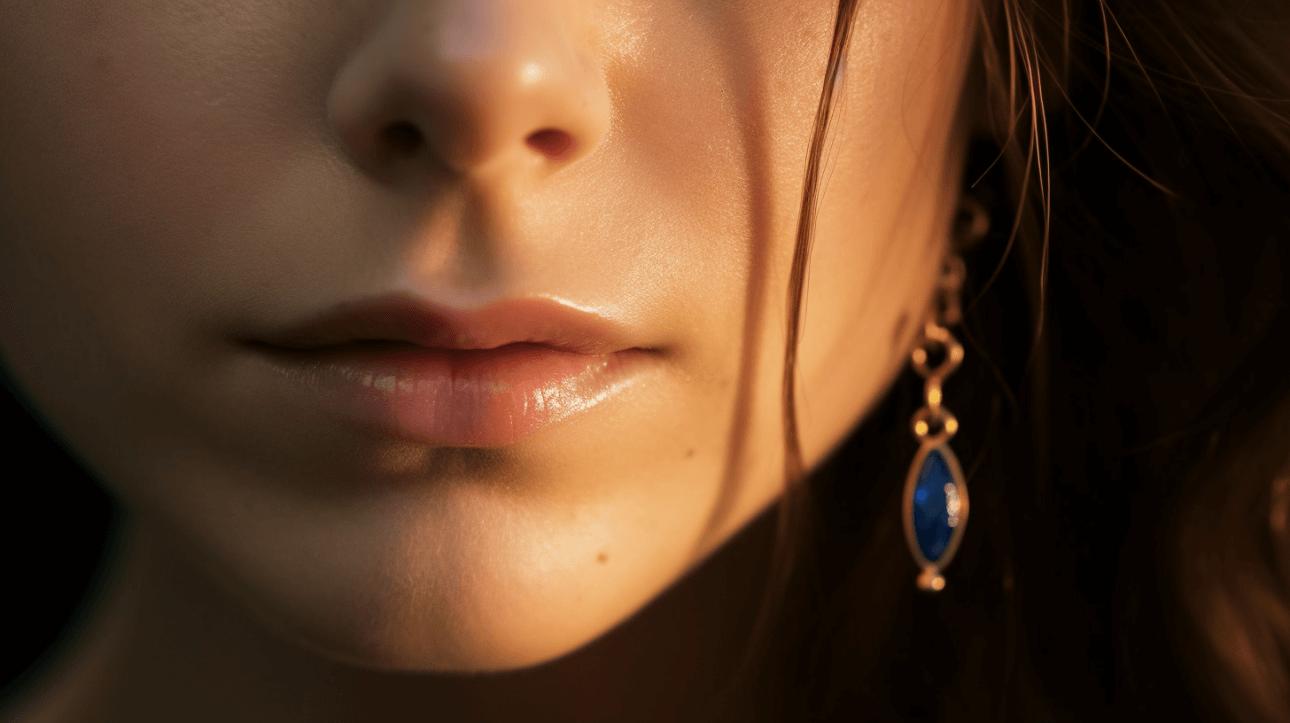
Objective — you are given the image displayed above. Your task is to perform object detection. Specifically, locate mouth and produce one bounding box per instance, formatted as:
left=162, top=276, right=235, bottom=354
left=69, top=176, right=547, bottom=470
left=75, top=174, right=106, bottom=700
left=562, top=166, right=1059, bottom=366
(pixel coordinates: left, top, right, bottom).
left=243, top=294, right=661, bottom=447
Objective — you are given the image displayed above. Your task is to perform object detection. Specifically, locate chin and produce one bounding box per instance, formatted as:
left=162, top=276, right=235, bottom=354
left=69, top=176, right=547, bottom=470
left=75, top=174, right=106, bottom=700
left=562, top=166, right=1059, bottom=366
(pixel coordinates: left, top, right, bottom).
left=190, top=545, right=630, bottom=675
left=153, top=482, right=672, bottom=677
left=257, top=591, right=609, bottom=675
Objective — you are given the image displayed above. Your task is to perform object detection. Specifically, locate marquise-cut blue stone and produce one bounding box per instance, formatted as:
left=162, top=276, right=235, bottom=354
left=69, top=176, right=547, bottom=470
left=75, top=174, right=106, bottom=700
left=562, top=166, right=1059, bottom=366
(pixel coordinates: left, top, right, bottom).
left=912, top=447, right=957, bottom=562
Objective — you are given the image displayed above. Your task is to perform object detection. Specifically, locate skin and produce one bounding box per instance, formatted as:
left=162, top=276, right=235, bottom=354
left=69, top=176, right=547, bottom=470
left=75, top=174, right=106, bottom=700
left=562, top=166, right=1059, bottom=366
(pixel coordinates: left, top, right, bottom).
left=0, top=0, right=977, bottom=720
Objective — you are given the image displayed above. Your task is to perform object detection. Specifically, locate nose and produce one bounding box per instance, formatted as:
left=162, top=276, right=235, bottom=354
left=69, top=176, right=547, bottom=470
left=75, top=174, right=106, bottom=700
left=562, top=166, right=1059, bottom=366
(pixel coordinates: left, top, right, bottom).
left=327, top=0, right=612, bottom=182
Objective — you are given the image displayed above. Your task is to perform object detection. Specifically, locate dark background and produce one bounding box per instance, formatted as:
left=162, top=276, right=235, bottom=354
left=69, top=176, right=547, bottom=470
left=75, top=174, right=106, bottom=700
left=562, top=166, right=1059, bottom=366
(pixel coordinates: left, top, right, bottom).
left=0, top=379, right=118, bottom=703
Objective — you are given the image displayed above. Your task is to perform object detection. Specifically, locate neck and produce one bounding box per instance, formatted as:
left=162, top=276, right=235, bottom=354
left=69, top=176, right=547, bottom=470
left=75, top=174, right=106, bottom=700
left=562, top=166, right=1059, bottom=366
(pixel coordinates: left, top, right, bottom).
left=5, top=509, right=776, bottom=723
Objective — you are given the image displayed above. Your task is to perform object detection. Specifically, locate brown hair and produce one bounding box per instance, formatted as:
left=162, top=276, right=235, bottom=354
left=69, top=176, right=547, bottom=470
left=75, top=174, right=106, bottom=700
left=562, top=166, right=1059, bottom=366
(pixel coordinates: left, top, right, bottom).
left=737, top=1, right=1290, bottom=720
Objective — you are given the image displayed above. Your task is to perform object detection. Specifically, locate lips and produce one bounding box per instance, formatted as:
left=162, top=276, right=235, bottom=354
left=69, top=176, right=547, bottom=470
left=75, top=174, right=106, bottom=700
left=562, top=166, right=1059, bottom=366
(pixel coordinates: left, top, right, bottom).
left=258, top=293, right=643, bottom=355
left=243, top=293, right=660, bottom=447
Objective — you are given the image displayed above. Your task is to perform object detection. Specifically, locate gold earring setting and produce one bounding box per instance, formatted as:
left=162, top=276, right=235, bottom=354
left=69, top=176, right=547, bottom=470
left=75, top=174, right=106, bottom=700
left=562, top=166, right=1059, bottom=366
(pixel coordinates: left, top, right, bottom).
left=901, top=197, right=987, bottom=592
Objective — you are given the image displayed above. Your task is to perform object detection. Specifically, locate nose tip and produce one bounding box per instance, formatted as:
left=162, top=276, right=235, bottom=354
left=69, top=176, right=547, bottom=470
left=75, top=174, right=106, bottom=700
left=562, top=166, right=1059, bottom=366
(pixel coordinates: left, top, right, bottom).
left=326, top=3, right=611, bottom=181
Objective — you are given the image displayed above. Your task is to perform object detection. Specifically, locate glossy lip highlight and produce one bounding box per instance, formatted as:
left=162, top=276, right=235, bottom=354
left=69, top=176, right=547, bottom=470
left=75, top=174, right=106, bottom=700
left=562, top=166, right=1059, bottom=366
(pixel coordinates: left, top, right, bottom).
left=253, top=342, right=657, bottom=447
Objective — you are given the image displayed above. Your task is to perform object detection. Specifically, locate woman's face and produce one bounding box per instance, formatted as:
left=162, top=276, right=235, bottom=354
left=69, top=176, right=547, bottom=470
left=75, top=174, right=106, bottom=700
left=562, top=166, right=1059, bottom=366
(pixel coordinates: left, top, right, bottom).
left=0, top=0, right=975, bottom=670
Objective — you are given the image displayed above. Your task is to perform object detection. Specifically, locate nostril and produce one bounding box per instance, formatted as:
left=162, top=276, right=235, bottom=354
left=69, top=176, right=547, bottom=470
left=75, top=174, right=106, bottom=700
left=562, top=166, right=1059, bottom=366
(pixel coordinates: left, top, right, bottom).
left=380, top=121, right=424, bottom=155
left=526, top=128, right=574, bottom=160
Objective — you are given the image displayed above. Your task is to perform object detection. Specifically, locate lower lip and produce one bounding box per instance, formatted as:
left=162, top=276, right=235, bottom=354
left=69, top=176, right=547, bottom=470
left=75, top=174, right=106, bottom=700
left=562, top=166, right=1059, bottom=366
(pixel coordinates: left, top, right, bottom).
left=248, top=341, right=657, bottom=447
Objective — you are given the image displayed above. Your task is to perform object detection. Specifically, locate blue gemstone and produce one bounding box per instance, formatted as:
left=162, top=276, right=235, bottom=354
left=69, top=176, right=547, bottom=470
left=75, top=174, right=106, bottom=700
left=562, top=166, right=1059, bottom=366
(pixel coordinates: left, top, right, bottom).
left=912, top=447, right=961, bottom=562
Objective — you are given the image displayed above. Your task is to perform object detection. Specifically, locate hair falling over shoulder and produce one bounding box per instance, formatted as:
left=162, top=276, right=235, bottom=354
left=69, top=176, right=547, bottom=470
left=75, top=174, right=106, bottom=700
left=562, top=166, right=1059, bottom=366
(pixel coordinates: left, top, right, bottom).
left=747, top=1, right=1290, bottom=721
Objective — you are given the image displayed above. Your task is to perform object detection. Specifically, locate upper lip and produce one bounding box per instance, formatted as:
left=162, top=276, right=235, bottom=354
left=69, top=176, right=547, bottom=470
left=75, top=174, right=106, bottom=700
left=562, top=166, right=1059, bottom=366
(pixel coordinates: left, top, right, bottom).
left=251, top=292, right=644, bottom=355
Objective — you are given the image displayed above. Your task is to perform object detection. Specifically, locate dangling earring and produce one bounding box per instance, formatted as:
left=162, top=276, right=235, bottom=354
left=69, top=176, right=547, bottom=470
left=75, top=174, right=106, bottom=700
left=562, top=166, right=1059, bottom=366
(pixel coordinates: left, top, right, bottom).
left=902, top=196, right=988, bottom=592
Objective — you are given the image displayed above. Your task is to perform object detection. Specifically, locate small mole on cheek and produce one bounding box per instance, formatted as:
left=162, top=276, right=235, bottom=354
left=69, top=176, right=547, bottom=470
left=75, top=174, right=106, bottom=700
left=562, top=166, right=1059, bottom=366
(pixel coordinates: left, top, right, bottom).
left=596, top=551, right=608, bottom=564
left=684, top=448, right=695, bottom=459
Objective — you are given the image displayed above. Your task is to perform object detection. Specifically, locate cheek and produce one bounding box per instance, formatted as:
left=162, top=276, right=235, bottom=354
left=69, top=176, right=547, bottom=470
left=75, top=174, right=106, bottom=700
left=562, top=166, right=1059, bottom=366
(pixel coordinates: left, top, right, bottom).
left=0, top=4, right=360, bottom=447
left=0, top=11, right=265, bottom=354
left=780, top=0, right=977, bottom=464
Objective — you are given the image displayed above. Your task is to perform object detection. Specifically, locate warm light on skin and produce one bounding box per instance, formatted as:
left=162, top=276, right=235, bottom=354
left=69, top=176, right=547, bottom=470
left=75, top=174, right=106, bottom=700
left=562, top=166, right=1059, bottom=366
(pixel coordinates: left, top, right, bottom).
left=520, top=61, right=545, bottom=86
left=0, top=0, right=977, bottom=719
